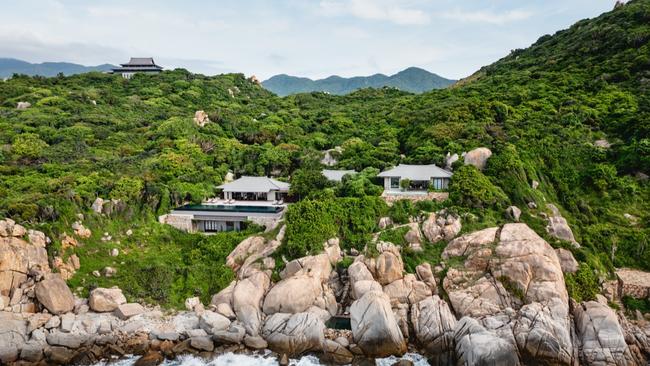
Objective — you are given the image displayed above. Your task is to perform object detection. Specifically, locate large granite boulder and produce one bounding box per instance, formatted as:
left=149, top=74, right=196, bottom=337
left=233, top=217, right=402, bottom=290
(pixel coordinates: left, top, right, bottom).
left=263, top=274, right=322, bottom=315
left=454, top=317, right=520, bottom=366
left=0, top=312, right=27, bottom=363
left=232, top=270, right=270, bottom=336
left=350, top=290, right=407, bottom=357
left=34, top=274, right=74, bottom=315
left=574, top=301, right=635, bottom=366
left=411, top=295, right=457, bottom=363
left=89, top=287, right=127, bottom=312
left=262, top=312, right=325, bottom=356
left=463, top=147, right=492, bottom=170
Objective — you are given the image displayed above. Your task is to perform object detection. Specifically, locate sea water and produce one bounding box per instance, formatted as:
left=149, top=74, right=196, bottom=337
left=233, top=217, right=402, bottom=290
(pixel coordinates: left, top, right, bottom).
left=95, top=351, right=430, bottom=366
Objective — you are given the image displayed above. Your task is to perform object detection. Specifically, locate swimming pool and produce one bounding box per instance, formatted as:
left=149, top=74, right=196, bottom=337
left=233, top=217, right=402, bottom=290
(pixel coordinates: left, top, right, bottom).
left=174, top=204, right=284, bottom=214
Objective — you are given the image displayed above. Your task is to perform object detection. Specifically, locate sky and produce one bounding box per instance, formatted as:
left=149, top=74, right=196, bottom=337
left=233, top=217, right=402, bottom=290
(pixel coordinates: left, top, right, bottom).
left=0, top=0, right=617, bottom=80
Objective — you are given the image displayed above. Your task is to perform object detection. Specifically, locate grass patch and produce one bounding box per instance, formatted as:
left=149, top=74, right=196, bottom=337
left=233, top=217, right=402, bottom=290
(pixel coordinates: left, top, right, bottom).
left=378, top=226, right=410, bottom=247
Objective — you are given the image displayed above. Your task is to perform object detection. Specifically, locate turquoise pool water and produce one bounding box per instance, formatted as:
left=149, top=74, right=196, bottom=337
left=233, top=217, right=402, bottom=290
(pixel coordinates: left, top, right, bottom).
left=175, top=204, right=284, bottom=214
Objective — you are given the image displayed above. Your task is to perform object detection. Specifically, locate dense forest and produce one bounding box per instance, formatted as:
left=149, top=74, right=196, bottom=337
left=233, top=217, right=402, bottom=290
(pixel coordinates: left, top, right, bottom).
left=0, top=0, right=649, bottom=308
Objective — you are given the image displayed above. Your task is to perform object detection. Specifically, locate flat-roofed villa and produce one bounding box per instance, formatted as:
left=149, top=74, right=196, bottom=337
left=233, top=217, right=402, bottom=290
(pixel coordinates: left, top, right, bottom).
left=160, top=176, right=290, bottom=233
left=111, top=57, right=163, bottom=79
left=378, top=164, right=453, bottom=193
left=322, top=169, right=356, bottom=182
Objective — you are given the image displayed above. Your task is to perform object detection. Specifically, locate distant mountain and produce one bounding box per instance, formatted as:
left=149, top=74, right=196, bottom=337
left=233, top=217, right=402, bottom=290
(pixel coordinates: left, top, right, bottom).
left=0, top=58, right=115, bottom=78
left=262, top=67, right=456, bottom=96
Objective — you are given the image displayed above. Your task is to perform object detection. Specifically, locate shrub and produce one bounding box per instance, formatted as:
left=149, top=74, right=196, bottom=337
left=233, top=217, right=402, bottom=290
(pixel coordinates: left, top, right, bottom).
left=449, top=165, right=509, bottom=209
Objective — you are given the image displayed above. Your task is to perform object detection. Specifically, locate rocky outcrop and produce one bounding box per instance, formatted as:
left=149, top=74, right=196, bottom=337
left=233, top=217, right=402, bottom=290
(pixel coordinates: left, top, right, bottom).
left=463, top=147, right=492, bottom=170
left=505, top=206, right=521, bottom=222
left=421, top=210, right=461, bottom=243
left=363, top=243, right=404, bottom=286
left=0, top=220, right=50, bottom=297
left=350, top=290, right=407, bottom=357
left=232, top=270, right=270, bottom=336
left=263, top=275, right=322, bottom=315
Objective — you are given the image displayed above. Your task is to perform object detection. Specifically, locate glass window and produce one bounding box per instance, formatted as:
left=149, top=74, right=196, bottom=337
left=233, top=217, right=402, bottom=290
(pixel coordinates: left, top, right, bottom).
left=390, top=177, right=400, bottom=189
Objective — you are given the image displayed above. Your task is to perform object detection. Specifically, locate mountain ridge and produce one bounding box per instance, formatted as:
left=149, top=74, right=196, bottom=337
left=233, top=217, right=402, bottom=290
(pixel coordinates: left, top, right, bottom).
left=0, top=58, right=115, bottom=78
left=262, top=66, right=456, bottom=96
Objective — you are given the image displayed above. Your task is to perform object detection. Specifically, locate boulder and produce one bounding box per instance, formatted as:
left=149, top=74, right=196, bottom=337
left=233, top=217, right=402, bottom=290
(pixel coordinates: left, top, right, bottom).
left=216, top=302, right=236, bottom=319
left=263, top=274, right=322, bottom=315
left=89, top=287, right=127, bottom=312
left=555, top=248, right=578, bottom=273
left=27, top=230, right=47, bottom=247
left=350, top=290, right=407, bottom=357
left=262, top=312, right=325, bottom=356
left=367, top=244, right=404, bottom=286
left=184, top=296, right=201, bottom=311
left=233, top=271, right=270, bottom=336
left=198, top=310, right=230, bottom=333
left=383, top=274, right=432, bottom=306
left=321, top=338, right=354, bottom=364
left=114, top=303, right=145, bottom=320
left=190, top=336, right=214, bottom=351
left=442, top=227, right=498, bottom=260
left=244, top=335, right=268, bottom=349
left=422, top=211, right=462, bottom=243
left=514, top=300, right=573, bottom=365
left=454, top=317, right=520, bottom=366
left=415, top=262, right=437, bottom=292
left=445, top=152, right=460, bottom=170
left=34, top=274, right=74, bottom=315
left=226, top=236, right=280, bottom=274
left=378, top=217, right=393, bottom=230
left=574, top=301, right=635, bottom=365
left=16, top=102, right=31, bottom=110
left=546, top=204, right=578, bottom=246
left=46, top=330, right=85, bottom=348
left=505, top=206, right=521, bottom=222
left=211, top=280, right=235, bottom=307
left=91, top=198, right=104, bottom=214
left=213, top=322, right=246, bottom=344
left=134, top=351, right=164, bottom=366
left=0, top=312, right=27, bottom=363
left=403, top=222, right=422, bottom=247
left=411, top=296, right=457, bottom=363
left=463, top=147, right=492, bottom=170
left=194, top=110, right=210, bottom=127
left=352, top=279, right=383, bottom=300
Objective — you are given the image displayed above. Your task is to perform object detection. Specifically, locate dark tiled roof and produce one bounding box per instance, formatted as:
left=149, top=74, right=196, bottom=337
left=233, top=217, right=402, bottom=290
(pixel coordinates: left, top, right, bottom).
left=121, top=57, right=158, bottom=66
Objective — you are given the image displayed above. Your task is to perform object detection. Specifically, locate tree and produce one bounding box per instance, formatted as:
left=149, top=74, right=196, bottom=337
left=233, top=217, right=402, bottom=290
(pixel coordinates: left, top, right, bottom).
left=290, top=169, right=328, bottom=200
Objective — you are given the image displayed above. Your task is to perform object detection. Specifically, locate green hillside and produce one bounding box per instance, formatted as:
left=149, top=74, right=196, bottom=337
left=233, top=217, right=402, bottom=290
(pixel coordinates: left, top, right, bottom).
left=0, top=0, right=648, bottom=307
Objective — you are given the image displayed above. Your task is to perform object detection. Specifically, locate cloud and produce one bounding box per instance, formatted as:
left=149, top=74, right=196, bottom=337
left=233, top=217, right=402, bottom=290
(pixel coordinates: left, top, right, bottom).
left=441, top=9, right=533, bottom=25
left=319, top=0, right=430, bottom=25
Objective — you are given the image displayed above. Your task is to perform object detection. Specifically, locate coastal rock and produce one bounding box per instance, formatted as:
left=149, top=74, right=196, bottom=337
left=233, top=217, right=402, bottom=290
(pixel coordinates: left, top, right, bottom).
left=89, top=287, right=127, bottom=312
left=233, top=270, right=270, bottom=336
left=378, top=217, right=393, bottom=230
left=454, top=317, right=520, bottom=366
left=415, top=262, right=437, bottom=292
left=213, top=322, right=246, bottom=344
left=574, top=301, right=635, bottom=365
left=365, top=244, right=403, bottom=286
left=114, top=303, right=145, bottom=320
left=263, top=275, right=322, bottom=315
left=262, top=312, right=325, bottom=356
left=411, top=296, right=457, bottom=363
left=322, top=339, right=354, bottom=364
left=350, top=290, right=407, bottom=358
left=34, top=274, right=74, bottom=315
left=91, top=198, right=104, bottom=214
left=0, top=312, right=27, bottom=363
left=463, top=147, right=492, bottom=170
left=198, top=311, right=230, bottom=333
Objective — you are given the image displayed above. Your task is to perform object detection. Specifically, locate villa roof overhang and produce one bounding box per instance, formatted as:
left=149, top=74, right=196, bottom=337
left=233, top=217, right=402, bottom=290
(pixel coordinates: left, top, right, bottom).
left=217, top=176, right=291, bottom=193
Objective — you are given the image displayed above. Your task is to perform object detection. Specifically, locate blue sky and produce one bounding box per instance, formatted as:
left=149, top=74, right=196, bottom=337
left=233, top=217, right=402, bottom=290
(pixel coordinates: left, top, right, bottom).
left=0, top=0, right=616, bottom=80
